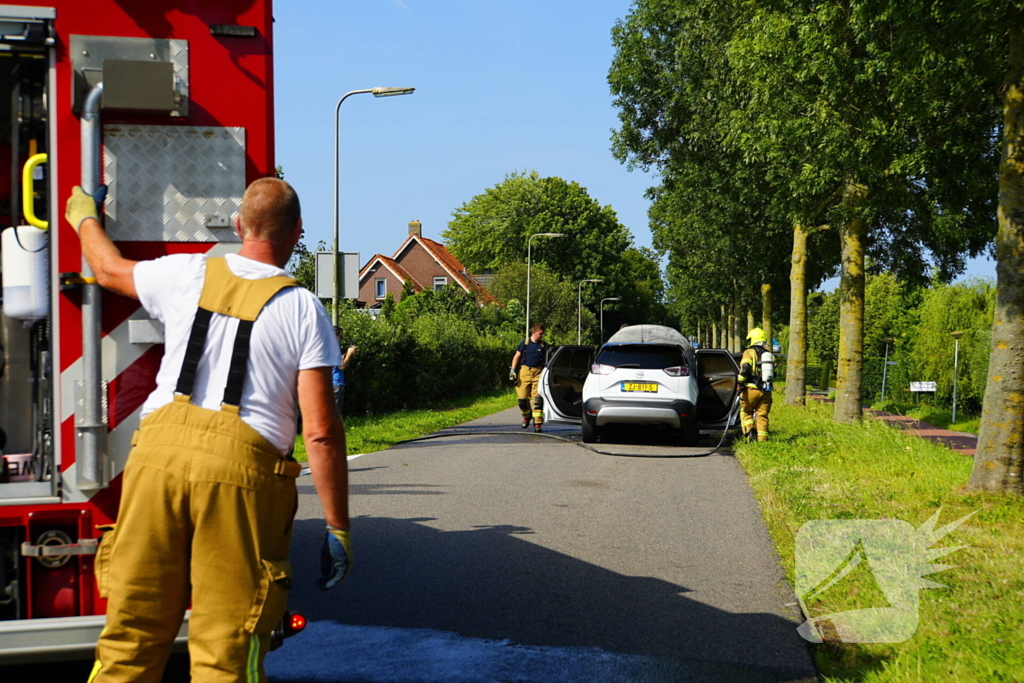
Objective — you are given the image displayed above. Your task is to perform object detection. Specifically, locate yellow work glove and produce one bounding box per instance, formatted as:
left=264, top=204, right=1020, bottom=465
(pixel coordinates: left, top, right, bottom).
left=317, top=525, right=352, bottom=590
left=65, top=185, right=106, bottom=233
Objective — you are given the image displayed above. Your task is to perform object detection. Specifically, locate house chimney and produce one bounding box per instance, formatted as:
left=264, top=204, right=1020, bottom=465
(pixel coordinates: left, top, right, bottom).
left=408, top=220, right=422, bottom=237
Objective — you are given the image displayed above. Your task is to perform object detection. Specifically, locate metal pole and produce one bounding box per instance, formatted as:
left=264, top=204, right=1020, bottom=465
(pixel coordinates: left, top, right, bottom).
left=526, top=234, right=535, bottom=342
left=880, top=342, right=890, bottom=402
left=78, top=83, right=107, bottom=490
left=332, top=89, right=372, bottom=326
left=599, top=297, right=619, bottom=345
left=952, top=338, right=960, bottom=424
left=576, top=279, right=601, bottom=345
left=577, top=281, right=582, bottom=345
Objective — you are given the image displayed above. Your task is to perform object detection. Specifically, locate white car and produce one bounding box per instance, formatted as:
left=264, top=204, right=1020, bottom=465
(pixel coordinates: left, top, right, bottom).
left=539, top=325, right=740, bottom=445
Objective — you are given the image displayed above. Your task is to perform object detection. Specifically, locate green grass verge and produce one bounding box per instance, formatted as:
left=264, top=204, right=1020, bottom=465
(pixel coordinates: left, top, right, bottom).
left=292, top=388, right=517, bottom=461
left=734, top=400, right=1023, bottom=682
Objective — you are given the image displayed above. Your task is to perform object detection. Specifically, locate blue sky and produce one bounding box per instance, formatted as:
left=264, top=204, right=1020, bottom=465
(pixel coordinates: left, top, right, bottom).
left=273, top=0, right=996, bottom=291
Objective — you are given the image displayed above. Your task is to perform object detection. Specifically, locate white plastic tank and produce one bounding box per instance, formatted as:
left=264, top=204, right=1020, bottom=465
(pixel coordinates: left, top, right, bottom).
left=2, top=225, right=49, bottom=321
left=760, top=349, right=774, bottom=383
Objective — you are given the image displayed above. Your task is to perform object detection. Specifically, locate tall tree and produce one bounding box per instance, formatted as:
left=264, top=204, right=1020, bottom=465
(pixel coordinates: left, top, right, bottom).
left=444, top=171, right=633, bottom=290
left=725, top=1, right=995, bottom=420
left=487, top=262, right=592, bottom=343
left=609, top=0, right=838, bottom=375
left=971, top=18, right=1024, bottom=493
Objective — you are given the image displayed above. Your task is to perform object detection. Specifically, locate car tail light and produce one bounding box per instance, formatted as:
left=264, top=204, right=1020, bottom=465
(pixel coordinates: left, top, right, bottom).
left=664, top=366, right=689, bottom=377
left=591, top=363, right=615, bottom=375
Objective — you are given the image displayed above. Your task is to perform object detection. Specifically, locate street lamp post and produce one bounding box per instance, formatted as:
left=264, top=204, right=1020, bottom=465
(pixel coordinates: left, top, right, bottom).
left=600, top=297, right=620, bottom=344
left=951, top=331, right=964, bottom=424
left=577, top=278, right=603, bottom=344
left=880, top=337, right=895, bottom=402
left=332, top=86, right=415, bottom=325
left=525, top=232, right=565, bottom=339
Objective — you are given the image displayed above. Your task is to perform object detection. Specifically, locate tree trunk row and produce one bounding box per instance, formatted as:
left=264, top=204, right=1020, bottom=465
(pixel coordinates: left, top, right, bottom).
left=970, top=27, right=1024, bottom=493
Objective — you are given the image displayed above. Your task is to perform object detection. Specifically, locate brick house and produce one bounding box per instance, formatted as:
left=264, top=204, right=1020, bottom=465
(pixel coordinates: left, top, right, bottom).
left=357, top=220, right=495, bottom=310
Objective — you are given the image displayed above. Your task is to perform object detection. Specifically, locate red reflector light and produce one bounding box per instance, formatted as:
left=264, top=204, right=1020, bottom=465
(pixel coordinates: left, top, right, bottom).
left=587, top=410, right=597, bottom=416
left=287, top=612, right=306, bottom=634
left=679, top=413, right=689, bottom=417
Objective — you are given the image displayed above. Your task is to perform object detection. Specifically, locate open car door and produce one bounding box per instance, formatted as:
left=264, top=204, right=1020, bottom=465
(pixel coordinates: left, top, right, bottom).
left=539, top=345, right=595, bottom=424
left=695, top=349, right=740, bottom=430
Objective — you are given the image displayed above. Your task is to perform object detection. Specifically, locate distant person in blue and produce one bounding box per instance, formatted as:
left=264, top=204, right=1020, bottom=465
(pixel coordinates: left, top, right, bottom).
left=332, top=326, right=357, bottom=414
left=510, top=323, right=548, bottom=432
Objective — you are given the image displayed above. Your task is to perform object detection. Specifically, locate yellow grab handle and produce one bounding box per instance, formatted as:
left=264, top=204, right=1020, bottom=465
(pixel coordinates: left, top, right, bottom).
left=23, top=153, right=48, bottom=229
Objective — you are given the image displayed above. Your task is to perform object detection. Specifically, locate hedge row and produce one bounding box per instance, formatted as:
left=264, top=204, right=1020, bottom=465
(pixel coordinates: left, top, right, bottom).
left=334, top=310, right=520, bottom=414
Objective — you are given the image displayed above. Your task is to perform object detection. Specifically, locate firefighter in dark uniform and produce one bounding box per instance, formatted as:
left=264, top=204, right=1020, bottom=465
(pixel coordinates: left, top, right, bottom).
left=510, top=323, right=548, bottom=432
left=738, top=327, right=773, bottom=442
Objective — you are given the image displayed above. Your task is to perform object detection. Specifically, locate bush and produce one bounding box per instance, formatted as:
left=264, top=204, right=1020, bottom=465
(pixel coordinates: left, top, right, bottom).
left=410, top=314, right=482, bottom=403
left=334, top=307, right=521, bottom=415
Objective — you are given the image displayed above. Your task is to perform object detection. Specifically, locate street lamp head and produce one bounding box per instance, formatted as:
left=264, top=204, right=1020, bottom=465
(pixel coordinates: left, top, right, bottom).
left=950, top=331, right=964, bottom=340
left=540, top=232, right=565, bottom=238
left=883, top=337, right=894, bottom=343
left=371, top=86, right=416, bottom=97
left=585, top=278, right=603, bottom=283
left=603, top=297, right=620, bottom=303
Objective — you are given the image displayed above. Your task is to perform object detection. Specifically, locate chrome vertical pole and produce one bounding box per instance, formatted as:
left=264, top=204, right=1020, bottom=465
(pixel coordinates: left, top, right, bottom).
left=78, top=82, right=107, bottom=489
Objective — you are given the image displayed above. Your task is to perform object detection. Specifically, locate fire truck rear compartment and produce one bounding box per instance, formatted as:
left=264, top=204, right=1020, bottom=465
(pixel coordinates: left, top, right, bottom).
left=1, top=38, right=52, bottom=494
left=0, top=35, right=61, bottom=626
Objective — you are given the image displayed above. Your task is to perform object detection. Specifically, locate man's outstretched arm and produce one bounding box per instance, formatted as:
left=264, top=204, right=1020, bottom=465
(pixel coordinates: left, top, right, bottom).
left=66, top=187, right=138, bottom=299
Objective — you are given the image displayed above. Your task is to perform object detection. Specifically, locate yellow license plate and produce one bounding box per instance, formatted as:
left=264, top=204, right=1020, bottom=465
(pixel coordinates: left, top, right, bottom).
left=622, top=382, right=658, bottom=393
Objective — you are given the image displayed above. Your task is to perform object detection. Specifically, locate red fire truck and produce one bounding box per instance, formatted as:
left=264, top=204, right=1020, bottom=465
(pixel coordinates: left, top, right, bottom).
left=0, top=0, right=286, bottom=662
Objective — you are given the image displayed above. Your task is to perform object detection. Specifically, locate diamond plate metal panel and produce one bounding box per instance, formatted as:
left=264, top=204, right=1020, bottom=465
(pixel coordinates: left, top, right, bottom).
left=103, top=125, right=246, bottom=243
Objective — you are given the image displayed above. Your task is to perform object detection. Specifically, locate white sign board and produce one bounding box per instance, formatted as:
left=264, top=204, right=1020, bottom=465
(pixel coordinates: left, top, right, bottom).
left=910, top=381, right=937, bottom=393
left=315, top=252, right=360, bottom=299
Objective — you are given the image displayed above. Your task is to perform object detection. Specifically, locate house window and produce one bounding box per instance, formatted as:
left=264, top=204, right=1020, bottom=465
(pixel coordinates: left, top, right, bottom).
left=375, top=278, right=386, bottom=299
left=433, top=276, right=448, bottom=291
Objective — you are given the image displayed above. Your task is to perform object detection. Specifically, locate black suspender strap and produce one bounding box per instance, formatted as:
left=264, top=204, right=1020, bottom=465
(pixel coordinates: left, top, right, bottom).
left=222, top=319, right=255, bottom=408
left=175, top=308, right=214, bottom=397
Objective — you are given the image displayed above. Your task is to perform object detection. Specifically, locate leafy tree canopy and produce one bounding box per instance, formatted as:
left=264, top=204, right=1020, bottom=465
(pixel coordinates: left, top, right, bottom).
left=487, top=262, right=596, bottom=344
left=444, top=171, right=635, bottom=292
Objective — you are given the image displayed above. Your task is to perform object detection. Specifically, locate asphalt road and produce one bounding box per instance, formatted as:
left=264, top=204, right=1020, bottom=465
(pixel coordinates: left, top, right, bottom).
left=271, top=408, right=818, bottom=683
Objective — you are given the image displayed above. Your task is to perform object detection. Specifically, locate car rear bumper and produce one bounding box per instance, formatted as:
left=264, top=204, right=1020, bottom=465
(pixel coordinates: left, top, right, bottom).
left=583, top=397, right=696, bottom=429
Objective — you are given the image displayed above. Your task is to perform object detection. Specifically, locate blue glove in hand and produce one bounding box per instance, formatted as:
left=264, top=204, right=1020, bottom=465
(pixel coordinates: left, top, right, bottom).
left=317, top=526, right=352, bottom=590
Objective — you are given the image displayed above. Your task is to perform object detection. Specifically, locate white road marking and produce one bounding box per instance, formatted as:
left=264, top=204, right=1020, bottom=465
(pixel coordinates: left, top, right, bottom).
left=299, top=452, right=372, bottom=476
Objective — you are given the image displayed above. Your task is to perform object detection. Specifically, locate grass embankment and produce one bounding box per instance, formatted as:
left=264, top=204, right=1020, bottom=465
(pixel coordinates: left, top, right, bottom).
left=734, top=400, right=1023, bottom=682
left=292, top=388, right=517, bottom=461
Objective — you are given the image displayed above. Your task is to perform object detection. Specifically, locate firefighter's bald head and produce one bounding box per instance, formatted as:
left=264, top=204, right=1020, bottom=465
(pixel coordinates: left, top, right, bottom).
left=238, top=177, right=302, bottom=244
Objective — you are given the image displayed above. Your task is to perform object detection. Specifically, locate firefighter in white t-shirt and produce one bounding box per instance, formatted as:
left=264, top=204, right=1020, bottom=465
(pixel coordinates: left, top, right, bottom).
left=66, top=178, right=350, bottom=683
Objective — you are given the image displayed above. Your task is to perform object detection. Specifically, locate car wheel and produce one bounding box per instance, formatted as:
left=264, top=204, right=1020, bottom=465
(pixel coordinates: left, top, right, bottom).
left=581, top=414, right=598, bottom=443
left=679, top=422, right=700, bottom=447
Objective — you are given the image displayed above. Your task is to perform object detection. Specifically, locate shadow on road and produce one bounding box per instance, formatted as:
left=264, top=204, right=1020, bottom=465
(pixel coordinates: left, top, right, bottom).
left=285, top=516, right=817, bottom=682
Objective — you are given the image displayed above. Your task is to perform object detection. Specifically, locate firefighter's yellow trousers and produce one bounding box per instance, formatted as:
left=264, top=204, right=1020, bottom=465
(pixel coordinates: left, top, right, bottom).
left=90, top=396, right=300, bottom=683
left=739, top=386, right=772, bottom=441
left=516, top=365, right=544, bottom=424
